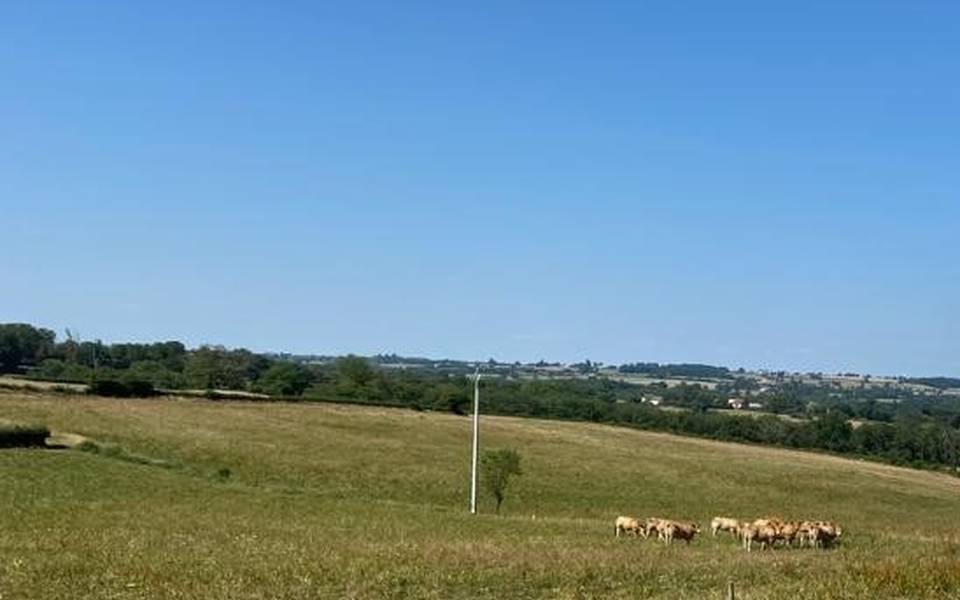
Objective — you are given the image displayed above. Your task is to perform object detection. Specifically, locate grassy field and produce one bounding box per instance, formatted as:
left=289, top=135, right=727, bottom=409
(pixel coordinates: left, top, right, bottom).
left=2, top=390, right=960, bottom=599
left=0, top=375, right=87, bottom=392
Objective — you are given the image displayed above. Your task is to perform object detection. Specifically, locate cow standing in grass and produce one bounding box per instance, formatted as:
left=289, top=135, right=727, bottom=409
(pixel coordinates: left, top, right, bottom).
left=661, top=520, right=700, bottom=545
left=710, top=517, right=741, bottom=538
left=614, top=516, right=644, bottom=538
left=796, top=520, right=842, bottom=548
left=811, top=521, right=843, bottom=548
left=777, top=521, right=802, bottom=547
left=643, top=517, right=670, bottom=541
left=797, top=521, right=818, bottom=547
left=741, top=522, right=779, bottom=552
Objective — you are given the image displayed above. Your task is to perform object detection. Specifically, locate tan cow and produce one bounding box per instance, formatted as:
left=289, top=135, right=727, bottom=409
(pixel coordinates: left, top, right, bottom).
left=797, top=521, right=819, bottom=547
left=753, top=517, right=785, bottom=530
left=614, top=516, right=644, bottom=538
left=735, top=520, right=752, bottom=542
left=740, top=522, right=778, bottom=551
left=795, top=520, right=842, bottom=548
left=777, top=521, right=802, bottom=547
left=710, top=517, right=741, bottom=538
left=643, top=517, right=671, bottom=540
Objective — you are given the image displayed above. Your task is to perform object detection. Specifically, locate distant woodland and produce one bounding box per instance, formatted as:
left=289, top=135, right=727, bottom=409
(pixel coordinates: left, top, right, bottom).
left=2, top=322, right=958, bottom=472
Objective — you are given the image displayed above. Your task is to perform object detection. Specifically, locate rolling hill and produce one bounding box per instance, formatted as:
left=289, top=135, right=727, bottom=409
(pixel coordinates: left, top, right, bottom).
left=1, top=390, right=959, bottom=599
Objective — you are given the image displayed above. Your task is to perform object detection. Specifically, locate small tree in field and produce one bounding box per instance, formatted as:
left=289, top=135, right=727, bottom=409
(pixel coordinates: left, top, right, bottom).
left=481, top=448, right=522, bottom=513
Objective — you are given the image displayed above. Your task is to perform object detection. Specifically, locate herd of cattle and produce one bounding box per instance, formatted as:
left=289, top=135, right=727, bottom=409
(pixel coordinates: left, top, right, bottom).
left=614, top=515, right=843, bottom=551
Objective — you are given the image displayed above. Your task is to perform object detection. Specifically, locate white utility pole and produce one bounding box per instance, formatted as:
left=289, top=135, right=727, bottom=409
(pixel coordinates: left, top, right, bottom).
left=469, top=367, right=481, bottom=514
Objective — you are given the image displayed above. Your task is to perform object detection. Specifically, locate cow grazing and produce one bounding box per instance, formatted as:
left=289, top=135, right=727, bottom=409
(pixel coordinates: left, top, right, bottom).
left=777, top=521, right=802, bottom=547
left=643, top=517, right=670, bottom=540
left=710, top=517, right=741, bottom=538
left=612, top=514, right=841, bottom=551
left=661, top=520, right=700, bottom=545
left=614, top=516, right=644, bottom=538
left=795, top=520, right=843, bottom=548
left=735, top=521, right=752, bottom=542
left=797, top=521, right=819, bottom=547
left=811, top=521, right=843, bottom=548
left=753, top=517, right=785, bottom=530
left=740, top=523, right=779, bottom=552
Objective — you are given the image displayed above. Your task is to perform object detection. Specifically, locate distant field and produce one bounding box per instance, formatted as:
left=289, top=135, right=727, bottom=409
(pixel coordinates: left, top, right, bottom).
left=2, top=390, right=959, bottom=599
left=0, top=375, right=87, bottom=392
left=607, top=374, right=723, bottom=389
left=707, top=407, right=809, bottom=423
left=0, top=376, right=270, bottom=400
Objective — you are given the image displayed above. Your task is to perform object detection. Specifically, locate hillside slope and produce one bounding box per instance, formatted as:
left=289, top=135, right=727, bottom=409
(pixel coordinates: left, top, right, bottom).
left=1, top=391, right=959, bottom=599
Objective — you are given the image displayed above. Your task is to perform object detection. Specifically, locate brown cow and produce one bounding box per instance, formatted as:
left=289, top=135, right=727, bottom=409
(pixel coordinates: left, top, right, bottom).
left=811, top=521, right=843, bottom=548
left=661, top=520, right=700, bottom=545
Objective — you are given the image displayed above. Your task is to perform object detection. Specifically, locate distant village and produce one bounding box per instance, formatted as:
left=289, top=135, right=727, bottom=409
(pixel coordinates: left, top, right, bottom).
left=277, top=352, right=960, bottom=410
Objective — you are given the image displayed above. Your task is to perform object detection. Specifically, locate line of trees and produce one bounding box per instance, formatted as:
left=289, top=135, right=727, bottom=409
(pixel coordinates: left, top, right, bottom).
left=903, top=377, right=960, bottom=390
left=0, top=324, right=56, bottom=373
left=0, top=323, right=314, bottom=397
left=2, top=322, right=959, bottom=473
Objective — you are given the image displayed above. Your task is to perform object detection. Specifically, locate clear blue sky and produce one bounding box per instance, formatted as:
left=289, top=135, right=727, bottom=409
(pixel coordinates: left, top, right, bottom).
left=2, top=2, right=957, bottom=376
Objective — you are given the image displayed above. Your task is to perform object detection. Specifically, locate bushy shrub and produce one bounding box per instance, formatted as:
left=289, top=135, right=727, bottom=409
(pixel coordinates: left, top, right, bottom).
left=123, top=379, right=157, bottom=397
left=0, top=423, right=50, bottom=448
left=88, top=379, right=156, bottom=398
left=28, top=358, right=93, bottom=383
left=481, top=448, right=523, bottom=513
